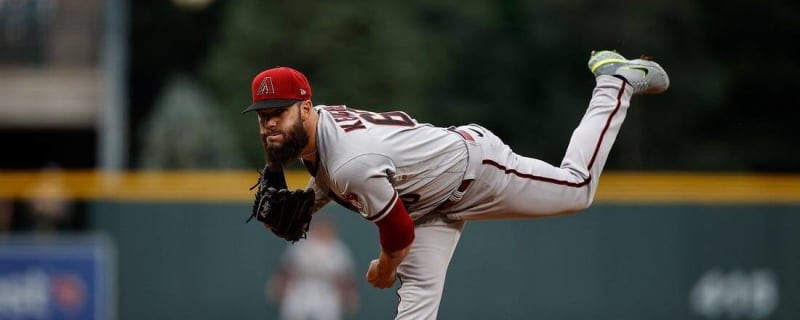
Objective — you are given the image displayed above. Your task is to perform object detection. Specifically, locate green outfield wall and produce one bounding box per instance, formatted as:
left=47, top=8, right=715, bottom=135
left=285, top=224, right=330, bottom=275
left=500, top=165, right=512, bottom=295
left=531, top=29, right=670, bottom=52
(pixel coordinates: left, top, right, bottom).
left=90, top=202, right=799, bottom=320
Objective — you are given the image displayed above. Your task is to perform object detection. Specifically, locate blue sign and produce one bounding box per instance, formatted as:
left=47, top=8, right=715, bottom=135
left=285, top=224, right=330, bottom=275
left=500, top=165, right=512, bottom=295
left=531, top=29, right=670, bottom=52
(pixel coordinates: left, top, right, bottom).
left=0, top=235, right=115, bottom=320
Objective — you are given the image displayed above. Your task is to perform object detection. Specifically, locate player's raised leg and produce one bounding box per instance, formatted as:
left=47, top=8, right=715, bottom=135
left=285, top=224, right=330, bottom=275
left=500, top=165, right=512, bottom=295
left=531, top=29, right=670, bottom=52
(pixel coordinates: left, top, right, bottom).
left=445, top=50, right=669, bottom=220
left=555, top=50, right=670, bottom=208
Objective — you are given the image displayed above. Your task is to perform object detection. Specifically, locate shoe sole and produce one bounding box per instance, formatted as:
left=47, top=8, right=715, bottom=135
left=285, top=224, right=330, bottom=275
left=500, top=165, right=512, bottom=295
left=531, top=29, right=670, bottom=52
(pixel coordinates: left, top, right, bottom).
left=588, top=50, right=625, bottom=74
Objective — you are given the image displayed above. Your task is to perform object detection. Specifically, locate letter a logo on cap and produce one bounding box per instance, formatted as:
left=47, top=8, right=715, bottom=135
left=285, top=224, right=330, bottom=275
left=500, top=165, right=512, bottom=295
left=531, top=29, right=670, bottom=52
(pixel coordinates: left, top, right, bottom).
left=256, top=77, right=275, bottom=96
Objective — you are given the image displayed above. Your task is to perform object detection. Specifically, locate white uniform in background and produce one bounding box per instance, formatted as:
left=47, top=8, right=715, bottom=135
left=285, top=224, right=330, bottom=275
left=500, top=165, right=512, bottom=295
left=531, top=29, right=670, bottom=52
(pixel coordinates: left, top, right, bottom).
left=272, top=230, right=356, bottom=320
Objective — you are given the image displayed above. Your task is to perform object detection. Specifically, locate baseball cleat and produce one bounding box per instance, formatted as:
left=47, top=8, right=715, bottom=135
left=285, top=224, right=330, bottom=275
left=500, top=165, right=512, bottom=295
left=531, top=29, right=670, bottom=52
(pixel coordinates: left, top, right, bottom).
left=588, top=50, right=670, bottom=95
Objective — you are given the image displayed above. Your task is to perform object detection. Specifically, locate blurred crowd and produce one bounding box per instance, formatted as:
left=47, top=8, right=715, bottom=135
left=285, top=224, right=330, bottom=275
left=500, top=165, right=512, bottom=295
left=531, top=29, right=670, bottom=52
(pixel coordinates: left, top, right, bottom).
left=0, top=164, right=85, bottom=235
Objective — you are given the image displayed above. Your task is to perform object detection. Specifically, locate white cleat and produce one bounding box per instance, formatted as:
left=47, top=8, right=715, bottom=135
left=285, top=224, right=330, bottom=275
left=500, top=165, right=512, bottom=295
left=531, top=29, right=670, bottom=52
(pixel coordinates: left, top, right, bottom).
left=588, top=50, right=670, bottom=95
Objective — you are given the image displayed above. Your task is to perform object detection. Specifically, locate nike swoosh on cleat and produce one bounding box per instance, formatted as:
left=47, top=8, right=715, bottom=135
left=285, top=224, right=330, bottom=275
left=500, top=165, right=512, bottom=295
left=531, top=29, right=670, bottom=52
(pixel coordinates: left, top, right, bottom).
left=626, top=66, right=649, bottom=76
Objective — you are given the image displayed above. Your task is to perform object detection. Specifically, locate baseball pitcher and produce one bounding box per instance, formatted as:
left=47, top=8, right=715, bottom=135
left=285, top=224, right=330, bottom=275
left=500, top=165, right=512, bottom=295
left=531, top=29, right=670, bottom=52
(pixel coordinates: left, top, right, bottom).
left=243, top=50, right=669, bottom=319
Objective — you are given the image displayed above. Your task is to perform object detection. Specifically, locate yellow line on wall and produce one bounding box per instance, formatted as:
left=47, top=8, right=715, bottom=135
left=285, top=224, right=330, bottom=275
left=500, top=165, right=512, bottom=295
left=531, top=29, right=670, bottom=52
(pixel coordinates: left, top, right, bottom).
left=0, top=170, right=311, bottom=202
left=595, top=172, right=800, bottom=204
left=0, top=170, right=798, bottom=204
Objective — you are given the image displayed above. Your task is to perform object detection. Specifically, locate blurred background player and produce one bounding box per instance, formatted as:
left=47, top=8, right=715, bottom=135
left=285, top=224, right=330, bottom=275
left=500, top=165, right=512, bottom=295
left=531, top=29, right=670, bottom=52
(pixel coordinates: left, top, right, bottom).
left=267, top=217, right=359, bottom=320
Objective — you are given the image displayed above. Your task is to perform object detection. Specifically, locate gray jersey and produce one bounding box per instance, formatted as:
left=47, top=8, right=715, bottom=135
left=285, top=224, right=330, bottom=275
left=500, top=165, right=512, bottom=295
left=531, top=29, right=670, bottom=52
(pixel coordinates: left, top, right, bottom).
left=305, top=76, right=641, bottom=320
left=310, top=105, right=468, bottom=221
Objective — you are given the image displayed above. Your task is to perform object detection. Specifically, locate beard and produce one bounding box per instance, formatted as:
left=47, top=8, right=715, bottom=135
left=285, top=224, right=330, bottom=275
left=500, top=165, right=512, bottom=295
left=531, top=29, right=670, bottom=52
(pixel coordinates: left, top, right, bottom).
left=264, top=118, right=309, bottom=166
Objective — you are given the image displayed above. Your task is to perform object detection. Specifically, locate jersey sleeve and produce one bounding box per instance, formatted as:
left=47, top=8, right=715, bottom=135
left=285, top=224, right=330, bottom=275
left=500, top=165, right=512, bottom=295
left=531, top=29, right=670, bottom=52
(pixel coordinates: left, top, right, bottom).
left=329, top=154, right=398, bottom=222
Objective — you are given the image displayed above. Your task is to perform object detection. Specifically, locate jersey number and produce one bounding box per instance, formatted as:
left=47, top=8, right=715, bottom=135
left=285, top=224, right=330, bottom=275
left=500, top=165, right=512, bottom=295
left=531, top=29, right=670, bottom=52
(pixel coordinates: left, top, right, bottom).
left=356, top=110, right=415, bottom=127
left=326, top=106, right=416, bottom=132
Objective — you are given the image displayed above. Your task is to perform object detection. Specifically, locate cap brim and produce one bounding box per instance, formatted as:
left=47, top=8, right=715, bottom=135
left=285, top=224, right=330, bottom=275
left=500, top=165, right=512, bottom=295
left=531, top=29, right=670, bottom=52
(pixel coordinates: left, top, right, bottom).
left=241, top=99, right=301, bottom=114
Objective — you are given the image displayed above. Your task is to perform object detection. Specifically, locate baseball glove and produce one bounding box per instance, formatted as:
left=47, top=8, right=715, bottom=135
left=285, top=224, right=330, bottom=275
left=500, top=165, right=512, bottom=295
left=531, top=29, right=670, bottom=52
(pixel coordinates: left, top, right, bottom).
left=246, top=164, right=316, bottom=242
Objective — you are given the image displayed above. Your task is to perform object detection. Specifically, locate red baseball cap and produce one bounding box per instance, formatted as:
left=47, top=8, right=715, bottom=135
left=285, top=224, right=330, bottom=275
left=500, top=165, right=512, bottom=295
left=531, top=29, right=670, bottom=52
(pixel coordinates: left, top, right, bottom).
left=242, top=66, right=312, bottom=113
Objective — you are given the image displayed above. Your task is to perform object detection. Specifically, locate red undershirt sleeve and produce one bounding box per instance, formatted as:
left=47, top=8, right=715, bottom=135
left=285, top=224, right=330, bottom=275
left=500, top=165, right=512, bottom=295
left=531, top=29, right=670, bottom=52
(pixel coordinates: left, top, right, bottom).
left=374, top=197, right=415, bottom=252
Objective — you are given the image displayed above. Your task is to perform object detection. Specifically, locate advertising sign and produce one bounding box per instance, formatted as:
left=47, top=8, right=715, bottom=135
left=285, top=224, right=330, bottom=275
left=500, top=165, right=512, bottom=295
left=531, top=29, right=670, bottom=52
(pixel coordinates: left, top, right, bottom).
left=0, top=235, right=115, bottom=320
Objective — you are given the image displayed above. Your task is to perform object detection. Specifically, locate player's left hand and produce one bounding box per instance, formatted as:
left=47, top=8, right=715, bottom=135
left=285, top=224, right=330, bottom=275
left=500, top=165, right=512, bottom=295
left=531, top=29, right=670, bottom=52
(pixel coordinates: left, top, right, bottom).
left=366, top=259, right=396, bottom=288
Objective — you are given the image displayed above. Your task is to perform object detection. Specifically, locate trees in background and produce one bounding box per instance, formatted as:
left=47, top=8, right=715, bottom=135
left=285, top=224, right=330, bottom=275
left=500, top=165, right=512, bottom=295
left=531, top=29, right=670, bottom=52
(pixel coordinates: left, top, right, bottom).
left=130, top=0, right=799, bottom=171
